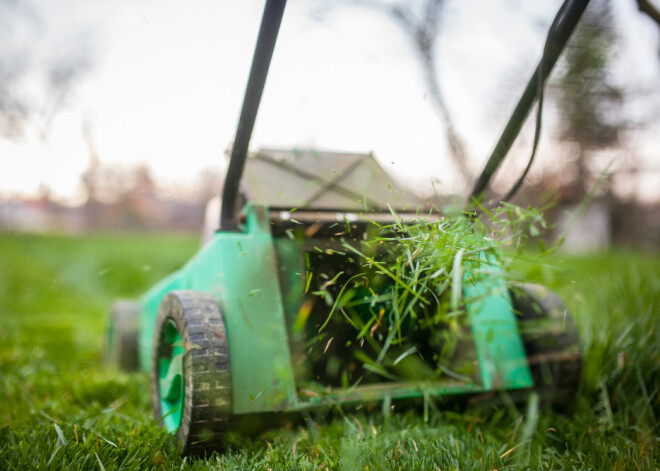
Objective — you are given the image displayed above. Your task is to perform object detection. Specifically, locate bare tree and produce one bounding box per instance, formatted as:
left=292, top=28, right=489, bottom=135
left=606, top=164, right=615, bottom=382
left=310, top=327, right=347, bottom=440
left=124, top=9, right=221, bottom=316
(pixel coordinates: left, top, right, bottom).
left=314, top=0, right=472, bottom=185
left=554, top=0, right=625, bottom=199
left=0, top=0, right=94, bottom=140
left=0, top=0, right=34, bottom=138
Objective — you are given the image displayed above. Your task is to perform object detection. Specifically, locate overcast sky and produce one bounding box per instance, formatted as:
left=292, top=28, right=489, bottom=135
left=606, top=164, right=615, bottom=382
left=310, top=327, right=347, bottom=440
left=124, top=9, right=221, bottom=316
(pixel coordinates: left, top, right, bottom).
left=1, top=0, right=658, bottom=204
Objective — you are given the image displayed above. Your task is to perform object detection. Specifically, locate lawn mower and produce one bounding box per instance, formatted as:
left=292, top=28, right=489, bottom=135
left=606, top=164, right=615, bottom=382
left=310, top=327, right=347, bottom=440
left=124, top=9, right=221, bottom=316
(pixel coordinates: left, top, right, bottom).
left=106, top=0, right=587, bottom=454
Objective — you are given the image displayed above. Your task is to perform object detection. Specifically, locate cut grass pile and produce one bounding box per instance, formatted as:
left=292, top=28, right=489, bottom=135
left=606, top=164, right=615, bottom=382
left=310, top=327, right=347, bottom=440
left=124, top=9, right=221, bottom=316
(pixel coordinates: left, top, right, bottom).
left=0, top=232, right=658, bottom=469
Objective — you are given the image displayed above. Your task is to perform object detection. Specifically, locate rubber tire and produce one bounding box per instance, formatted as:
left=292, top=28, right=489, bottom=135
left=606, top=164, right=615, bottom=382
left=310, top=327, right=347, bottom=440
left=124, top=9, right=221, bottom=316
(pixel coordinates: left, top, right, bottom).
left=151, top=291, right=231, bottom=455
left=106, top=300, right=140, bottom=371
left=510, top=283, right=582, bottom=409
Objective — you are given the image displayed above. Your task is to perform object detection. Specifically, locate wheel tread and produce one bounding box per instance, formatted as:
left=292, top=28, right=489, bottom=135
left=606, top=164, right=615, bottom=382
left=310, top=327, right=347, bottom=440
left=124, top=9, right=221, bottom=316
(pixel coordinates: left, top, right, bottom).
left=151, top=290, right=231, bottom=455
left=511, top=283, right=582, bottom=409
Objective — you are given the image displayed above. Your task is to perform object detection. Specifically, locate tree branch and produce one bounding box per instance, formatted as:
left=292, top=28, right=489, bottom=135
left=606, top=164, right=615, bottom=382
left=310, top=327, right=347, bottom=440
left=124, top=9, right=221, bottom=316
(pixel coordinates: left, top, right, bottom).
left=385, top=0, right=473, bottom=184
left=636, top=0, right=660, bottom=30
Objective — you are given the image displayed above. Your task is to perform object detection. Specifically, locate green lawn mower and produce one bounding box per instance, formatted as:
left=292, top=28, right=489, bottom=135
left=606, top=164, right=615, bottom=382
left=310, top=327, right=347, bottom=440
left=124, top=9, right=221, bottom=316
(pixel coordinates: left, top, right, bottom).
left=106, top=0, right=588, bottom=455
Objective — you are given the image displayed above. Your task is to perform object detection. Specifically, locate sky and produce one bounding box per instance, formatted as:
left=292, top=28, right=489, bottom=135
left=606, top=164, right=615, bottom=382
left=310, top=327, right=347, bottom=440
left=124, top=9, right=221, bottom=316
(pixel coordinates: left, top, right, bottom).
left=1, top=0, right=659, bottom=204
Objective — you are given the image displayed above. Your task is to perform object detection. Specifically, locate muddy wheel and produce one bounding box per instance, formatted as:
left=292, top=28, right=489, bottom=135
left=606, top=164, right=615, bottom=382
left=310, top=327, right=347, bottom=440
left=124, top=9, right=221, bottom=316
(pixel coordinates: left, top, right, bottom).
left=151, top=291, right=231, bottom=455
left=105, top=300, right=140, bottom=371
left=511, top=283, right=582, bottom=409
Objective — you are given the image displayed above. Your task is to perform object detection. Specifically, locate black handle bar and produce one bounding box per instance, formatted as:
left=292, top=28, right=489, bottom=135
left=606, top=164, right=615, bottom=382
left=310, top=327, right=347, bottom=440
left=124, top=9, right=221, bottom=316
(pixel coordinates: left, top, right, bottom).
left=469, top=0, right=590, bottom=202
left=220, top=0, right=287, bottom=230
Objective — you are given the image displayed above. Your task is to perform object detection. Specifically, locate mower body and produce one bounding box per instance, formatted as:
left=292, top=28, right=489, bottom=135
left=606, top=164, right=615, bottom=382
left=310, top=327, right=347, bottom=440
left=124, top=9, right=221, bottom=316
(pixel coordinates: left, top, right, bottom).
left=135, top=151, right=534, bottom=417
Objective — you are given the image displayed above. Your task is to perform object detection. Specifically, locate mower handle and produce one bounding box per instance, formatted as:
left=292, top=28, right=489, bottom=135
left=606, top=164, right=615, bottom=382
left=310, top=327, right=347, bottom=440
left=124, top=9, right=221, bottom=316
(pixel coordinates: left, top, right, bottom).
left=220, top=0, right=287, bottom=231
left=219, top=0, right=588, bottom=224
left=469, top=0, right=590, bottom=202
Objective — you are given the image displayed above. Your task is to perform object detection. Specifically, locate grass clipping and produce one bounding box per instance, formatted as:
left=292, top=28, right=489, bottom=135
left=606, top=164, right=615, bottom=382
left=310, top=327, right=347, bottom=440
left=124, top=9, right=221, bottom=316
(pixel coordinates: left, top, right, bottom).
left=299, top=203, right=551, bottom=391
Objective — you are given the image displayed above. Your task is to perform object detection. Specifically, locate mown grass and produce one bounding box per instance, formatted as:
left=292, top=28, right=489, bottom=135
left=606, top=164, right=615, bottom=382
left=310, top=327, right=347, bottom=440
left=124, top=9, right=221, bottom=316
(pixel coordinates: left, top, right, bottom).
left=0, top=232, right=658, bottom=469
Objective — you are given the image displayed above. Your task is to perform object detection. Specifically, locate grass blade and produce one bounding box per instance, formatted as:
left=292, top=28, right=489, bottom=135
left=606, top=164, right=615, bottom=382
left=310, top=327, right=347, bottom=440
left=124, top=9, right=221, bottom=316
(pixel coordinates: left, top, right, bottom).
left=95, top=452, right=106, bottom=471
left=53, top=423, right=67, bottom=447
left=451, top=249, right=464, bottom=312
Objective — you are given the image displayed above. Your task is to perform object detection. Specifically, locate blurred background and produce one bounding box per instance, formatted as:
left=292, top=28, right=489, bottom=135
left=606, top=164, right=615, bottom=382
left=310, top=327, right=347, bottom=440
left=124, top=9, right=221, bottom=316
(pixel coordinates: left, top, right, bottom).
left=0, top=0, right=658, bottom=250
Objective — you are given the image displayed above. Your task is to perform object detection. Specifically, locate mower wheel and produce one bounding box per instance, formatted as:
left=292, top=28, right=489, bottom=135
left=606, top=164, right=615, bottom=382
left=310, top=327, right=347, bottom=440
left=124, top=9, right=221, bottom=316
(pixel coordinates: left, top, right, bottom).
left=105, top=300, right=140, bottom=371
left=511, top=283, right=582, bottom=408
left=151, top=290, right=231, bottom=455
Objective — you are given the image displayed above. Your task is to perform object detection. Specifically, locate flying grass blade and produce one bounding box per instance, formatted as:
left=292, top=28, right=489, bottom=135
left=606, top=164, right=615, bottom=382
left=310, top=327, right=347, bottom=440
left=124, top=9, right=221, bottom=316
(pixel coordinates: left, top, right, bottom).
left=451, top=249, right=464, bottom=312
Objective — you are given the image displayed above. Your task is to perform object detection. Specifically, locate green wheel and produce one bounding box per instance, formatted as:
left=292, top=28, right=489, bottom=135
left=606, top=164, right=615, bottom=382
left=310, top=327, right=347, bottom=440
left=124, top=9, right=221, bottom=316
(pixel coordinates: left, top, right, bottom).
left=105, top=300, right=139, bottom=371
left=511, top=283, right=582, bottom=408
left=151, top=291, right=231, bottom=455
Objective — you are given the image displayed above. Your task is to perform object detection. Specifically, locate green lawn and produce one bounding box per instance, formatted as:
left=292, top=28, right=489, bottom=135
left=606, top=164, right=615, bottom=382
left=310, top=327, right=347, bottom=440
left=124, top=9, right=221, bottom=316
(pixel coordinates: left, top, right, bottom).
left=0, top=233, right=658, bottom=469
